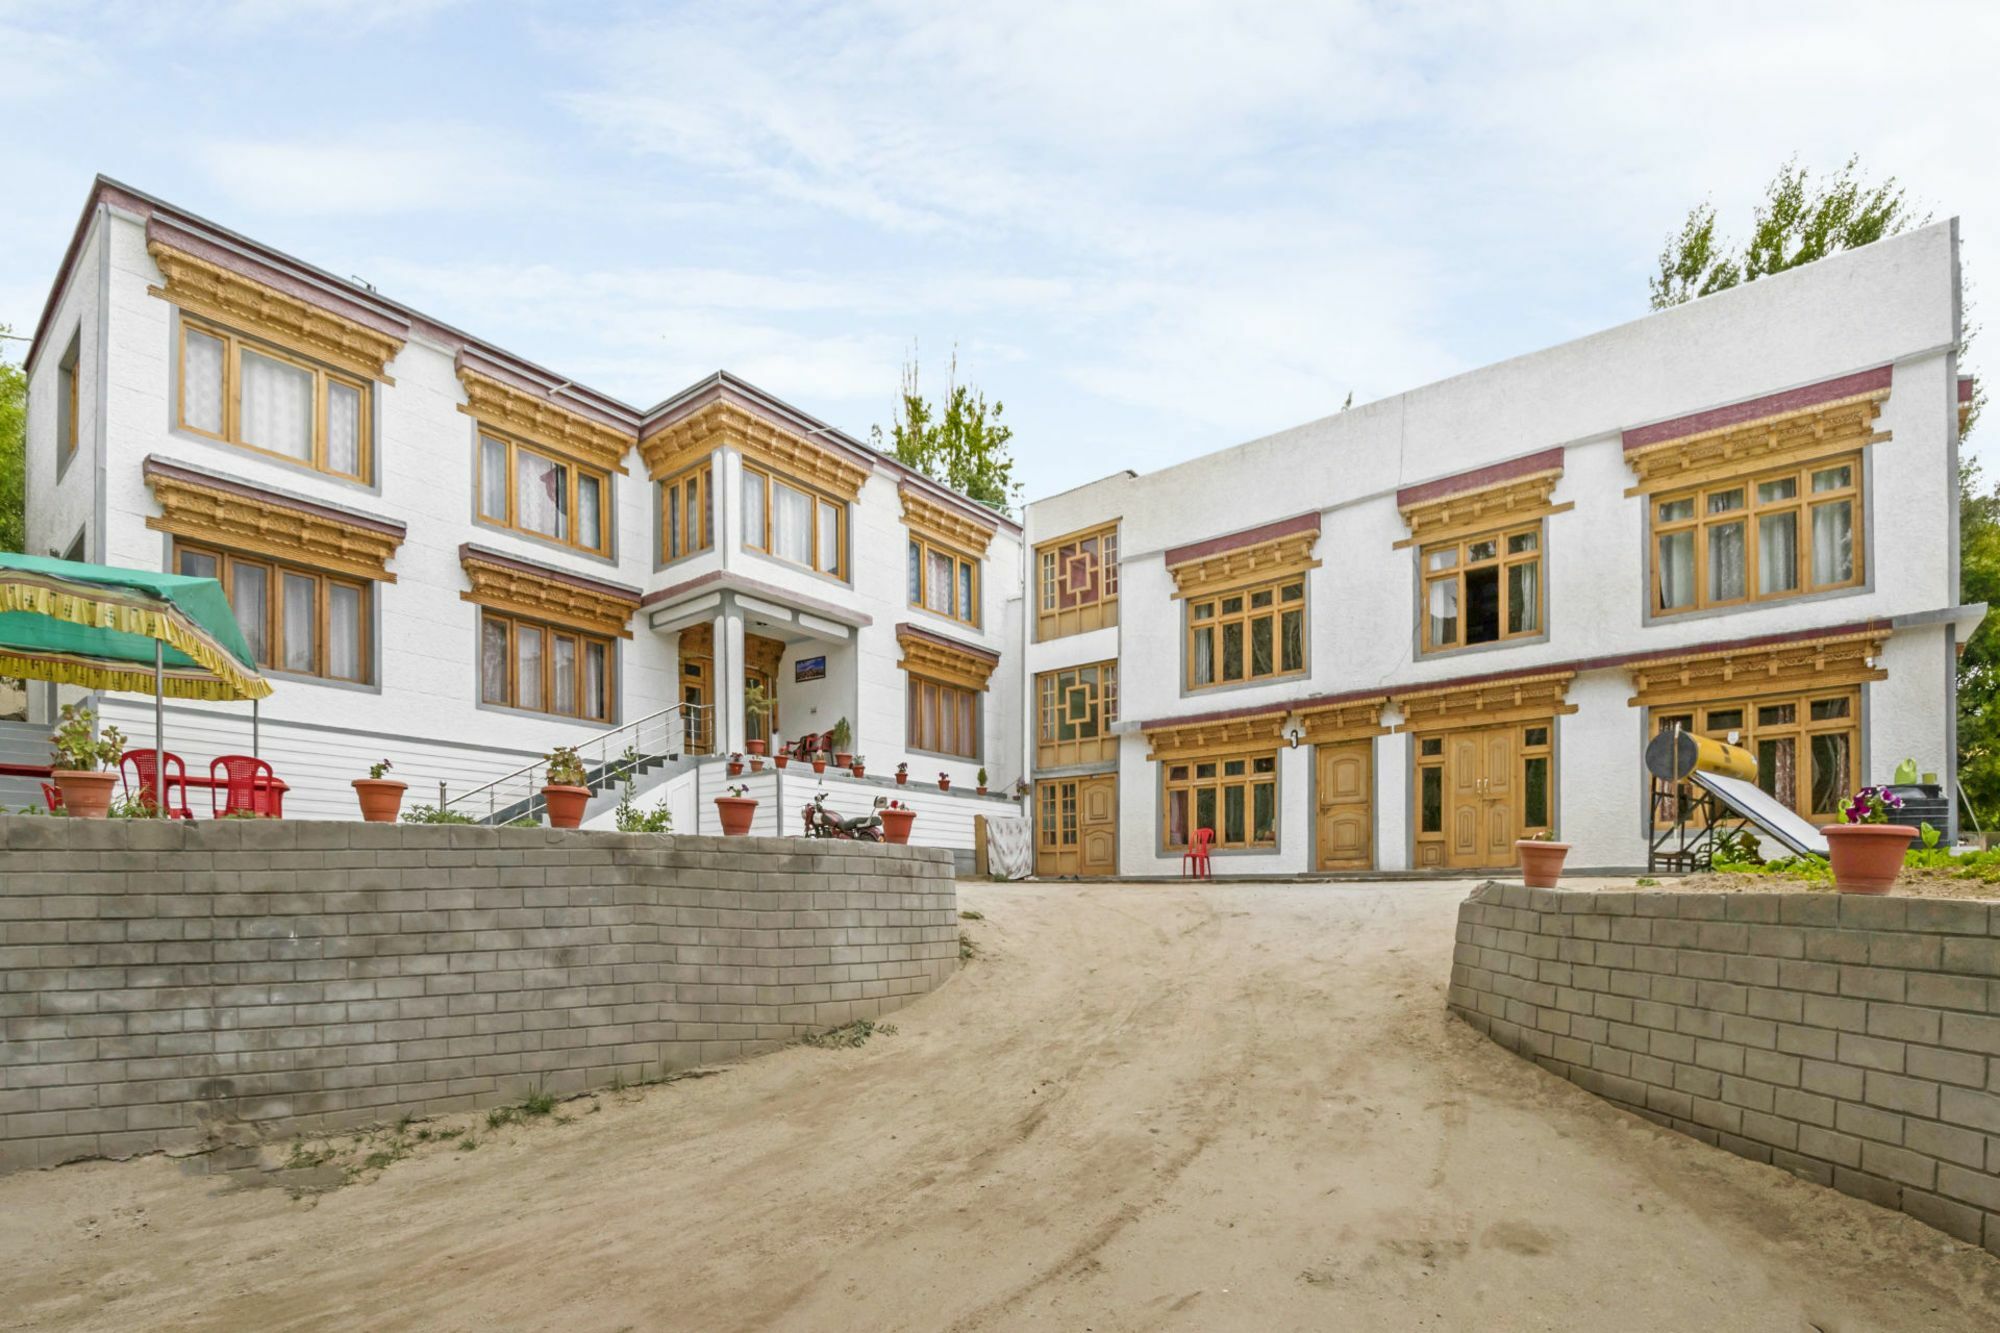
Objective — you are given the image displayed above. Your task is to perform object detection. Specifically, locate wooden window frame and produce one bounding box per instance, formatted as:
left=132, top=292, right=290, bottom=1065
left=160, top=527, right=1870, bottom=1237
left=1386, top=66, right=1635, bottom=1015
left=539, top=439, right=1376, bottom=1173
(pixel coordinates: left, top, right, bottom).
left=742, top=463, right=845, bottom=577
left=1652, top=686, right=1860, bottom=825
left=1420, top=521, right=1544, bottom=654
left=174, top=540, right=371, bottom=684
left=908, top=533, right=981, bottom=628
left=58, top=335, right=80, bottom=462
left=1035, top=522, right=1119, bottom=641
left=474, top=430, right=613, bottom=557
left=906, top=672, right=980, bottom=760
left=1036, top=660, right=1118, bottom=768
left=1161, top=751, right=1278, bottom=852
left=175, top=314, right=372, bottom=483
left=1651, top=451, right=1864, bottom=616
left=1185, top=575, right=1306, bottom=691
left=661, top=460, right=714, bottom=563
left=478, top=608, right=614, bottom=722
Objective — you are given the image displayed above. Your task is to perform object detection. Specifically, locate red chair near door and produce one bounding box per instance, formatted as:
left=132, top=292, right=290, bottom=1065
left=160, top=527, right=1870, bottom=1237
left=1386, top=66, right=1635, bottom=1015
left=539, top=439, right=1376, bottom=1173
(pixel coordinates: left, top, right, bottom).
left=208, top=754, right=276, bottom=817
left=1182, top=827, right=1215, bottom=880
left=120, top=749, right=194, bottom=819
left=39, top=782, right=63, bottom=813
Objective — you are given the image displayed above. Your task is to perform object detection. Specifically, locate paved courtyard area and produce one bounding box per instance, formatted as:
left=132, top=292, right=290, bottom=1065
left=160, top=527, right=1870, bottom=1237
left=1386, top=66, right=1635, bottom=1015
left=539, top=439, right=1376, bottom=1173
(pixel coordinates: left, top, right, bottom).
left=3, top=880, right=1998, bottom=1330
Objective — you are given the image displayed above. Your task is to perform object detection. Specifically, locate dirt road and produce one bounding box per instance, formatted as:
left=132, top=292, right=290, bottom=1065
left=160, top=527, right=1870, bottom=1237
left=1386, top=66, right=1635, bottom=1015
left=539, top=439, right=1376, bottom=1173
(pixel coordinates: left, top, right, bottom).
left=3, top=880, right=1998, bottom=1331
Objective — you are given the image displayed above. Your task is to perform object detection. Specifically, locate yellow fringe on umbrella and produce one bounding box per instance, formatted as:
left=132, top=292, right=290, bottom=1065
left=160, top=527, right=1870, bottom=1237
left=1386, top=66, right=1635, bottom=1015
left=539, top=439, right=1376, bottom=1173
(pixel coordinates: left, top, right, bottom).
left=0, top=577, right=271, bottom=700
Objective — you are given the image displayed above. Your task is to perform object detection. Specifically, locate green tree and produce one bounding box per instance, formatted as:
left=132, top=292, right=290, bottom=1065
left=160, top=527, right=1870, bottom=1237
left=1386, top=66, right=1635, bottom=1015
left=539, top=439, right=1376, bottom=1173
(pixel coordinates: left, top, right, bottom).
left=1960, top=461, right=2000, bottom=829
left=870, top=348, right=1019, bottom=513
left=0, top=326, right=25, bottom=553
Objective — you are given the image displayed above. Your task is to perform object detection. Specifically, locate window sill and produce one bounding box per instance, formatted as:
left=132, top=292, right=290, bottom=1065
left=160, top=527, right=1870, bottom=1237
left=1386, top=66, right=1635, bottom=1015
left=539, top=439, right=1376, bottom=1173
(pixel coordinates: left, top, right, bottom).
left=1644, top=581, right=1869, bottom=628
left=1419, top=629, right=1551, bottom=660
left=258, top=668, right=381, bottom=696
left=166, top=427, right=381, bottom=497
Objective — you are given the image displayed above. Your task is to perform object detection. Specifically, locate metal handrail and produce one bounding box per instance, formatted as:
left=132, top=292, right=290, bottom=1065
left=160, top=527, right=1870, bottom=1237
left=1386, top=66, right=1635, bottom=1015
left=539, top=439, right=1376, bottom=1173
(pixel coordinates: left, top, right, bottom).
left=439, top=702, right=712, bottom=824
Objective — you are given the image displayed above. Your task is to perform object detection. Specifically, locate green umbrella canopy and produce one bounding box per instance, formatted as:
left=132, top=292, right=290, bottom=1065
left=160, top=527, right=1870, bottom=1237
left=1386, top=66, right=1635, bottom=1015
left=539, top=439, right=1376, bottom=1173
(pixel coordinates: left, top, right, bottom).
left=0, top=552, right=270, bottom=700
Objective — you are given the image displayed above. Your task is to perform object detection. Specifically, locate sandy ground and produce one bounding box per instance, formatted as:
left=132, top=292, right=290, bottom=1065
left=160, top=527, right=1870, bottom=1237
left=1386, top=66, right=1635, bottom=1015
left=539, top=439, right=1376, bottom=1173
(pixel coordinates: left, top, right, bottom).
left=3, top=879, right=1999, bottom=1332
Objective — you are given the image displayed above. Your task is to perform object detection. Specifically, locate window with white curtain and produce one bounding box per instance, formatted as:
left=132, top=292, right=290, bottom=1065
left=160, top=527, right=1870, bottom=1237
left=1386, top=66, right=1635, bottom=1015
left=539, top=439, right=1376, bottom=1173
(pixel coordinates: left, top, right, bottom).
left=1652, top=453, right=1864, bottom=615
left=477, top=610, right=613, bottom=720
left=475, top=432, right=610, bottom=555
left=175, top=317, right=369, bottom=480
left=175, top=543, right=370, bottom=684
left=905, top=534, right=980, bottom=627
left=772, top=480, right=813, bottom=563
left=741, top=465, right=843, bottom=576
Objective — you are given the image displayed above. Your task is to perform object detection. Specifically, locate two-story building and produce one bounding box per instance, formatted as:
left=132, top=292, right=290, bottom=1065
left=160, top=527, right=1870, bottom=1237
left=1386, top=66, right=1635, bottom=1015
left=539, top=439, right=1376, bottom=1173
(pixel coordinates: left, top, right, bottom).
left=1022, top=220, right=1980, bottom=876
left=17, top=177, right=1024, bottom=850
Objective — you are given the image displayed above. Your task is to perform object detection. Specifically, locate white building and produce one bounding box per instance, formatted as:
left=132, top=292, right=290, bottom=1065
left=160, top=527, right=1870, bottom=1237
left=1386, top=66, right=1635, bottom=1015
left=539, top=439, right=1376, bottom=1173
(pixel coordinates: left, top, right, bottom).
left=17, top=177, right=1024, bottom=860
left=1021, top=220, right=1981, bottom=876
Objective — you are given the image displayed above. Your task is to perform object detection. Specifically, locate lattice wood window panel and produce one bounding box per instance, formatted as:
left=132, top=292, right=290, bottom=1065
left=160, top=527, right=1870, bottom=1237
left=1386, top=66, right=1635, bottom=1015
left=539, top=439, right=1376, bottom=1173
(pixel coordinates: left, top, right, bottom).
left=1623, top=389, right=1890, bottom=496
left=1036, top=522, right=1119, bottom=641
left=1037, top=660, right=1118, bottom=768
left=1392, top=673, right=1577, bottom=733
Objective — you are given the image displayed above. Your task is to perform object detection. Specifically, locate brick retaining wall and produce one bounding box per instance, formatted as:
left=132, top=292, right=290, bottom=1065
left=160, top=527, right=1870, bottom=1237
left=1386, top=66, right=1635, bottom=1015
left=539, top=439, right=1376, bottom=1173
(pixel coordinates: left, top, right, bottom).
left=1450, top=882, right=2000, bottom=1254
left=0, top=818, right=957, bottom=1172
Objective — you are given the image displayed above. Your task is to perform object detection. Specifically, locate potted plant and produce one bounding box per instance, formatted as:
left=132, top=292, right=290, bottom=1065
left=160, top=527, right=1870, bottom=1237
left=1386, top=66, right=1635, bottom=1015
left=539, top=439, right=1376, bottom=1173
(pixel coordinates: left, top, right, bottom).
left=542, top=745, right=591, bottom=829
left=715, top=782, right=757, bottom=836
left=743, top=682, right=773, bottom=755
left=880, top=798, right=917, bottom=845
left=748, top=752, right=765, bottom=773
left=851, top=754, right=867, bottom=778
left=937, top=771, right=952, bottom=792
left=1823, top=785, right=1916, bottom=895
left=48, top=704, right=124, bottom=819
left=810, top=750, right=828, bottom=775
left=977, top=768, right=988, bottom=796
left=773, top=748, right=790, bottom=771
left=726, top=751, right=745, bottom=778
left=1515, top=829, right=1570, bottom=888
left=895, top=762, right=909, bottom=786
left=352, top=758, right=406, bottom=823
left=831, top=717, right=853, bottom=769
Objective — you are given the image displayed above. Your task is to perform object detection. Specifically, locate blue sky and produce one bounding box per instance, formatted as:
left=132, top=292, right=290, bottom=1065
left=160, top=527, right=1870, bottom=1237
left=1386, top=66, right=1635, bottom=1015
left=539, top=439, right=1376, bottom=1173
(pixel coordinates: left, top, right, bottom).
left=2, top=0, right=1994, bottom=495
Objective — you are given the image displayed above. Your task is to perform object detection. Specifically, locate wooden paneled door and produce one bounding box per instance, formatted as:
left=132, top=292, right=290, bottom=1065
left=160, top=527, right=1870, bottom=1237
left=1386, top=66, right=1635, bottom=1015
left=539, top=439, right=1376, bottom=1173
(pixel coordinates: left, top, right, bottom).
left=1314, top=741, right=1372, bottom=870
left=1443, top=724, right=1524, bottom=868
left=1036, top=775, right=1118, bottom=877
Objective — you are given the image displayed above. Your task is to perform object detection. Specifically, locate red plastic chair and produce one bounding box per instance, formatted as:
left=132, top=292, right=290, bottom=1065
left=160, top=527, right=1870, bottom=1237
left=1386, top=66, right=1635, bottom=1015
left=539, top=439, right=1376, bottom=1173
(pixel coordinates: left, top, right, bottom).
left=209, top=755, right=276, bottom=817
left=121, top=749, right=193, bottom=819
left=1182, top=827, right=1215, bottom=880
left=39, top=782, right=64, bottom=813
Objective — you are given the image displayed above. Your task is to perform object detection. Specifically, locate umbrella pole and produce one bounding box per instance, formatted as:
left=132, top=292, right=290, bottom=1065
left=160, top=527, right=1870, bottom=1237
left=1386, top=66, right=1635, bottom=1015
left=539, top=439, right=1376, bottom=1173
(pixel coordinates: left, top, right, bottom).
left=253, top=699, right=260, bottom=759
left=153, top=639, right=166, bottom=820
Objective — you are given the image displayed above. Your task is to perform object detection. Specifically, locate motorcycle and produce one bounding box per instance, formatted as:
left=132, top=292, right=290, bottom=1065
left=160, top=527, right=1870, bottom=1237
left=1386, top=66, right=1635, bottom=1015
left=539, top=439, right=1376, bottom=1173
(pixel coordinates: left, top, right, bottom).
left=802, top=790, right=887, bottom=841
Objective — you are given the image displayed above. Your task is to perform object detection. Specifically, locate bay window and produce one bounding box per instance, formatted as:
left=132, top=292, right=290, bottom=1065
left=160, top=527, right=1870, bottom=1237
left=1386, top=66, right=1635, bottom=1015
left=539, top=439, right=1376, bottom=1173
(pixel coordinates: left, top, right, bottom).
left=174, top=543, right=369, bottom=684
left=743, top=465, right=844, bottom=576
left=662, top=461, right=714, bottom=562
left=1187, top=576, right=1305, bottom=689
left=478, top=610, right=612, bottom=721
left=1653, top=454, right=1862, bottom=614
left=176, top=316, right=370, bottom=481
left=476, top=431, right=609, bottom=555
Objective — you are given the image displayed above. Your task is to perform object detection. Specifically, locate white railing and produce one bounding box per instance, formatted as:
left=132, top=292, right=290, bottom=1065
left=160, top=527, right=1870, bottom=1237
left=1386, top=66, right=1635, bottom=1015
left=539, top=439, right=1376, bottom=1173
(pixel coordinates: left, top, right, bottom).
left=437, top=703, right=710, bottom=825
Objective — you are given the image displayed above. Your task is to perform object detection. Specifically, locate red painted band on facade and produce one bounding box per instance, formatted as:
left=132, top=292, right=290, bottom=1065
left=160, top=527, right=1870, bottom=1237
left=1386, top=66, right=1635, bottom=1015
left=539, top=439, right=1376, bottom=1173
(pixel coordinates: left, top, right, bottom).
left=1623, top=366, right=1893, bottom=452
left=141, top=456, right=408, bottom=537
left=457, top=543, right=642, bottom=602
left=895, top=621, right=1001, bottom=664
left=1396, top=446, right=1566, bottom=509
left=1163, top=511, right=1320, bottom=569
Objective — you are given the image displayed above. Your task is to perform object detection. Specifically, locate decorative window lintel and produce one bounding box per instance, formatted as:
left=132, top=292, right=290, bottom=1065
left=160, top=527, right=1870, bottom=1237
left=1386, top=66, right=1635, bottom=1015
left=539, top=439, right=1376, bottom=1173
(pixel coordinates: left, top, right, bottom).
left=1168, top=531, right=1320, bottom=600
left=1144, top=712, right=1285, bottom=762
left=1626, top=631, right=1888, bottom=710
left=641, top=398, right=870, bottom=499
left=1391, top=672, right=1577, bottom=733
left=896, top=624, right=998, bottom=692
left=458, top=545, right=640, bottom=639
left=458, top=365, right=633, bottom=475
left=143, top=459, right=404, bottom=582
left=901, top=486, right=997, bottom=557
left=1622, top=390, right=1890, bottom=497
left=1397, top=471, right=1568, bottom=550
left=147, top=240, right=404, bottom=383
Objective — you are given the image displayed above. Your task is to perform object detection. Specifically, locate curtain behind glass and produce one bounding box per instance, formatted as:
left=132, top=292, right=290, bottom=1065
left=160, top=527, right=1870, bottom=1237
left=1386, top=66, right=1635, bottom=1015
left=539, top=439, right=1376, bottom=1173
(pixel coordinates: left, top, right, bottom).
left=742, top=472, right=767, bottom=548
left=328, top=584, right=362, bottom=680
left=282, top=574, right=316, bottom=673
left=926, top=549, right=953, bottom=613
left=585, top=643, right=607, bottom=719
left=240, top=350, right=313, bottom=460
left=326, top=382, right=361, bottom=475
left=772, top=483, right=812, bottom=563
left=1708, top=523, right=1746, bottom=601
left=516, top=453, right=565, bottom=539
left=576, top=475, right=602, bottom=551
left=480, top=438, right=508, bottom=520
left=232, top=563, right=269, bottom=664
left=1508, top=560, right=1540, bottom=633
left=481, top=619, right=508, bottom=703
left=552, top=637, right=577, bottom=715
left=1658, top=532, right=1694, bottom=609
left=1812, top=501, right=1854, bottom=584
left=516, top=626, right=543, bottom=711
left=184, top=330, right=225, bottom=433
left=818, top=500, right=840, bottom=572
left=1758, top=513, right=1798, bottom=595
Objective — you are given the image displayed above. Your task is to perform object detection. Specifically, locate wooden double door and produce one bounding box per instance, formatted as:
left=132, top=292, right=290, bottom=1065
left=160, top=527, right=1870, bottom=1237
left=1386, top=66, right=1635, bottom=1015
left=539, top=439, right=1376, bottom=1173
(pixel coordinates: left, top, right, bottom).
left=1036, top=775, right=1118, bottom=877
left=1314, top=741, right=1373, bottom=870
left=1415, top=720, right=1552, bottom=869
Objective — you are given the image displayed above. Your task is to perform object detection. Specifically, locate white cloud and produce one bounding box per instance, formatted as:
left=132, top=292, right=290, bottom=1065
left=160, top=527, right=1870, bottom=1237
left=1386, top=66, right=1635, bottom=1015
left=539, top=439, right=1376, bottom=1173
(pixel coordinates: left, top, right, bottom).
left=189, top=129, right=537, bottom=218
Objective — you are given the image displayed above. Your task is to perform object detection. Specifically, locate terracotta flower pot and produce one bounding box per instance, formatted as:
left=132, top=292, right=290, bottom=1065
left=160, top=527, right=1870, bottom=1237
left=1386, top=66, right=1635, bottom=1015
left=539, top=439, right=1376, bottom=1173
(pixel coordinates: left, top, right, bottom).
left=896, top=773, right=908, bottom=785
left=774, top=754, right=789, bottom=770
left=53, top=770, right=118, bottom=819
left=726, top=762, right=744, bottom=778
left=1822, top=823, right=1915, bottom=894
left=881, top=808, right=917, bottom=845
left=851, top=764, right=866, bottom=778
left=352, top=778, right=407, bottom=823
left=745, top=739, right=767, bottom=756
left=835, top=752, right=853, bottom=769
left=1516, top=839, right=1570, bottom=888
left=976, top=786, right=987, bottom=795
left=811, top=759, right=827, bottom=774
left=715, top=795, right=758, bottom=836
left=749, top=757, right=765, bottom=772
left=937, top=778, right=951, bottom=792
left=543, top=783, right=590, bottom=829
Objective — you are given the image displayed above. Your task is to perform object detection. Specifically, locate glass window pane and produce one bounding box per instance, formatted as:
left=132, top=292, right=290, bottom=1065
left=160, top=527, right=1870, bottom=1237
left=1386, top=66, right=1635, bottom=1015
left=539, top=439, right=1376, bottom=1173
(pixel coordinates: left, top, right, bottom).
left=1524, top=756, right=1549, bottom=827
left=1250, top=588, right=1274, bottom=608
left=1507, top=530, right=1537, bottom=554
left=908, top=540, right=923, bottom=604
left=1757, top=704, right=1796, bottom=726
left=231, top=563, right=269, bottom=665
left=1221, top=595, right=1243, bottom=615
left=177, top=549, right=218, bottom=579
left=327, top=380, right=362, bottom=476
left=1223, top=786, right=1245, bottom=844
left=1428, top=577, right=1458, bottom=646
left=1708, top=521, right=1746, bottom=601
left=772, top=482, right=813, bottom=564
left=1812, top=465, right=1853, bottom=493
left=1757, top=476, right=1797, bottom=503
left=1420, top=737, right=1443, bottom=757
left=818, top=500, right=840, bottom=572
left=1195, top=787, right=1216, bottom=837
left=586, top=642, right=608, bottom=720
left=1253, top=756, right=1275, bottom=773
left=552, top=636, right=577, bottom=716
left=1281, top=582, right=1303, bottom=601
left=1706, top=707, right=1745, bottom=732
left=1191, top=625, right=1214, bottom=685
left=577, top=473, right=602, bottom=551
left=1658, top=497, right=1695, bottom=523
left=1467, top=539, right=1497, bottom=562
left=1250, top=616, right=1273, bottom=677
left=1222, top=622, right=1244, bottom=680
left=1810, top=732, right=1850, bottom=817
left=1421, top=767, right=1442, bottom=833
left=481, top=617, right=508, bottom=704
left=958, top=691, right=974, bottom=758
left=328, top=583, right=362, bottom=681
left=516, top=625, right=543, bottom=712
left=183, top=329, right=225, bottom=433
left=1280, top=609, right=1304, bottom=672
left=927, top=549, right=954, bottom=614
left=1811, top=500, right=1854, bottom=585
left=1426, top=547, right=1458, bottom=572
left=1810, top=697, right=1850, bottom=721
left=1707, top=488, right=1745, bottom=514
left=742, top=471, right=767, bottom=549
left=1253, top=783, right=1275, bottom=844
left=1757, top=737, right=1797, bottom=811
left=1167, top=789, right=1188, bottom=848
left=1758, top=511, right=1798, bottom=595
left=958, top=562, right=974, bottom=622
left=516, top=452, right=566, bottom=539
left=281, top=573, right=316, bottom=674
left=480, top=437, right=508, bottom=520
left=667, top=482, right=682, bottom=557
left=1658, top=531, right=1694, bottom=609
left=1508, top=559, right=1540, bottom=634
left=1524, top=727, right=1549, bottom=747
left=239, top=349, right=313, bottom=460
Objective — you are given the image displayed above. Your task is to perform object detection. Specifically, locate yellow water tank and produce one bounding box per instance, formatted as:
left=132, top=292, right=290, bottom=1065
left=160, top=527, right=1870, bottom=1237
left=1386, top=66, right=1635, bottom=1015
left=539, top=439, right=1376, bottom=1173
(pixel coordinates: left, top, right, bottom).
left=1644, top=729, right=1759, bottom=784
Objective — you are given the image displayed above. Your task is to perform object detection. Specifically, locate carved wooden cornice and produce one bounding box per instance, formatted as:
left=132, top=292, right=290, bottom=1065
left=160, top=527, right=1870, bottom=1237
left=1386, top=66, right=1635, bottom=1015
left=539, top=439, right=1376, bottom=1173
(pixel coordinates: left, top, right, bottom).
left=1623, top=391, right=1890, bottom=496
left=1168, top=531, right=1320, bottom=599
left=143, top=462, right=404, bottom=582
left=896, top=625, right=999, bottom=692
left=1626, top=631, right=1887, bottom=708
left=458, top=547, right=640, bottom=639
left=746, top=631, right=786, bottom=678
left=1392, top=672, right=1577, bottom=733
left=641, top=399, right=871, bottom=498
left=1298, top=698, right=1390, bottom=745
left=458, top=367, right=633, bottom=475
left=900, top=486, right=997, bottom=557
left=1145, top=711, right=1286, bottom=761
left=1397, top=471, right=1568, bottom=550
left=147, top=241, right=405, bottom=383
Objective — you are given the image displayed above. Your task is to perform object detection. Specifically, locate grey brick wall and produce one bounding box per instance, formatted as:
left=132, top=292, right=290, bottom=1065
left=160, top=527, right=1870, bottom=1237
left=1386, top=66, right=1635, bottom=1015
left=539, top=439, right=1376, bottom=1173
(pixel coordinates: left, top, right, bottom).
left=0, top=818, right=958, bottom=1172
left=1450, top=882, right=2000, bottom=1255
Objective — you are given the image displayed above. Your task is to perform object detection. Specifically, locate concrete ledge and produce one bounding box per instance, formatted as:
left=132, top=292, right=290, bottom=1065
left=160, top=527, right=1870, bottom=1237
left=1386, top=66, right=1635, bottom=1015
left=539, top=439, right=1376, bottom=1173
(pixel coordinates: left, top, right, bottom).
left=0, top=819, right=957, bottom=1173
left=1450, top=880, right=2000, bottom=1257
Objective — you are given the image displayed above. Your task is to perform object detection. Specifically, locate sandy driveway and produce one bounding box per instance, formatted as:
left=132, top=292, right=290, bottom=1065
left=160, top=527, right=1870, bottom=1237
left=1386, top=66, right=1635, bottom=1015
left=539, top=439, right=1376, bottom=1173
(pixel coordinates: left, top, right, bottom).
left=3, top=880, right=1998, bottom=1331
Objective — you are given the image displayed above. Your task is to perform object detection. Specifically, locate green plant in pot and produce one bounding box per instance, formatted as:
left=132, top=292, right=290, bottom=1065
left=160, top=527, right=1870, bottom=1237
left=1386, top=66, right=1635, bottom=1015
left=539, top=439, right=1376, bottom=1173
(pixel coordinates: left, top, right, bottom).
left=49, top=704, right=125, bottom=819
left=542, top=745, right=591, bottom=829
left=353, top=757, right=407, bottom=823
left=831, top=716, right=853, bottom=768
left=1515, top=827, right=1570, bottom=888
left=743, top=682, right=773, bottom=755
left=1822, top=785, right=1916, bottom=895
left=977, top=768, right=988, bottom=795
